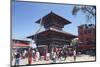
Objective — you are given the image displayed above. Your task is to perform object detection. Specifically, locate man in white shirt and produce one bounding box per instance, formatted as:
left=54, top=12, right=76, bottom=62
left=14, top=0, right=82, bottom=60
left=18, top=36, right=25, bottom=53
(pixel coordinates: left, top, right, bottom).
left=73, top=49, right=76, bottom=62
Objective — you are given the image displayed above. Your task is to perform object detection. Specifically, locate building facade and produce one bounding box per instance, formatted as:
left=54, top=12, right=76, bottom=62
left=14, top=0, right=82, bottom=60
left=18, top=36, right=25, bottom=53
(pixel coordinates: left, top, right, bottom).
left=78, top=24, right=96, bottom=53
left=12, top=39, right=30, bottom=53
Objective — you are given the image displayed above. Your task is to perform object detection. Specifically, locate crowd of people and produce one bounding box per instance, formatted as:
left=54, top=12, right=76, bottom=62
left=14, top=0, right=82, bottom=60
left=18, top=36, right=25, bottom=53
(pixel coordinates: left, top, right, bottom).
left=12, top=47, right=77, bottom=66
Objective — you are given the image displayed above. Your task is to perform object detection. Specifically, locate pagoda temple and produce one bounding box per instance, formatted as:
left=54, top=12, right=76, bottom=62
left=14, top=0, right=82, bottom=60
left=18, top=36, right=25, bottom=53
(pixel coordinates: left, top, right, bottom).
left=27, top=12, right=77, bottom=54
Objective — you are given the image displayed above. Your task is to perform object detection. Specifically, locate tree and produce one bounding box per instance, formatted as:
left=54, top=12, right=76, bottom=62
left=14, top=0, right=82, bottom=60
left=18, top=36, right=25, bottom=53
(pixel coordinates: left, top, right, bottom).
left=72, top=5, right=96, bottom=23
left=71, top=38, right=78, bottom=49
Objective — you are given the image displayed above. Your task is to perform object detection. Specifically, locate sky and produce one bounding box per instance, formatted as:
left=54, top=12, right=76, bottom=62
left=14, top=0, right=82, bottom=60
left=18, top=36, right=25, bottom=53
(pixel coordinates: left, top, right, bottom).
left=12, top=0, right=96, bottom=39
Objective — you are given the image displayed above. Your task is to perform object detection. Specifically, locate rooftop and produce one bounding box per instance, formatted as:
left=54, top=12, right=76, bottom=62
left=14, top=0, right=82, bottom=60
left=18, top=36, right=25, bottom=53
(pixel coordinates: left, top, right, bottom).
left=35, top=11, right=71, bottom=25
left=27, top=28, right=77, bottom=40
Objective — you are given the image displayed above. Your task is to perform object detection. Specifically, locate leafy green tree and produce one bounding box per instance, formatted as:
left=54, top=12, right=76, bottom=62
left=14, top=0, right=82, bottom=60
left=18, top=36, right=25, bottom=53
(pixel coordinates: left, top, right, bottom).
left=71, top=38, right=78, bottom=49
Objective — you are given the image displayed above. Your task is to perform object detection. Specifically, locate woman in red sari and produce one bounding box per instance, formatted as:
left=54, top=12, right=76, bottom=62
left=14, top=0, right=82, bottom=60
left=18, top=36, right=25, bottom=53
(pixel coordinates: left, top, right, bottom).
left=28, top=48, right=33, bottom=65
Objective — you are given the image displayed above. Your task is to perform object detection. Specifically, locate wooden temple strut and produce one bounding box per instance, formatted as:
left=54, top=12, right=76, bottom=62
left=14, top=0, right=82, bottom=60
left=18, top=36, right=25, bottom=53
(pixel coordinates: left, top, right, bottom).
left=34, top=18, right=43, bottom=42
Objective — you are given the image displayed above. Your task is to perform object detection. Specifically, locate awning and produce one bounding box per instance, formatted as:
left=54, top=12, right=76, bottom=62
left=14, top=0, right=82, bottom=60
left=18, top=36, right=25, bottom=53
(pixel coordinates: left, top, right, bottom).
left=12, top=43, right=30, bottom=47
